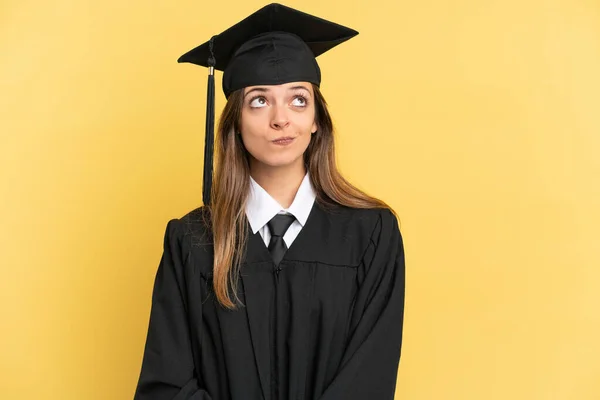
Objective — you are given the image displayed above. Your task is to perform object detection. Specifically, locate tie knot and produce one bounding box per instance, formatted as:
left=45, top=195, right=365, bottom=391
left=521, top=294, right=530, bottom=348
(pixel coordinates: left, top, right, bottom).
left=267, top=214, right=296, bottom=238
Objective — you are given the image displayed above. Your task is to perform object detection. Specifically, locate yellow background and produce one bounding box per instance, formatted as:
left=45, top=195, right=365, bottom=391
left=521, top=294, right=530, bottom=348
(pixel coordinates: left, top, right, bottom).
left=1, top=0, right=599, bottom=398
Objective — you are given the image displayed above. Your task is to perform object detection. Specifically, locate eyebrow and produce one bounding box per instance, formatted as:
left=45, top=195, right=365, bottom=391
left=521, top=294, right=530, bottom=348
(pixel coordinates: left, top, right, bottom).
left=244, top=87, right=268, bottom=99
left=288, top=85, right=311, bottom=94
left=244, top=85, right=312, bottom=99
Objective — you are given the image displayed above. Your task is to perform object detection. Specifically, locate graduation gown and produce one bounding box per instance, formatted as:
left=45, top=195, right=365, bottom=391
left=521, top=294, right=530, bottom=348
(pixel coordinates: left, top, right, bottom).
left=133, top=201, right=405, bottom=400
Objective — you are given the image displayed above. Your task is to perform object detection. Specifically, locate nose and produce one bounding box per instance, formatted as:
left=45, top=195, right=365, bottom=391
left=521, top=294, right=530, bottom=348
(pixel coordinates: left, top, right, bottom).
left=270, top=103, right=290, bottom=130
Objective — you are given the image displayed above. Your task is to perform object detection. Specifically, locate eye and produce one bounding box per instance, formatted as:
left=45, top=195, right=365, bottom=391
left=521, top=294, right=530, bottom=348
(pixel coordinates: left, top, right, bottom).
left=291, top=95, right=308, bottom=107
left=249, top=96, right=268, bottom=108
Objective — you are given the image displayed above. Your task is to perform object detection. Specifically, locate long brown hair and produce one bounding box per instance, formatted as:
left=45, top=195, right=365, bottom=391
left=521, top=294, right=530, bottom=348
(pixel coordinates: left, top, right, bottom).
left=208, top=84, right=397, bottom=309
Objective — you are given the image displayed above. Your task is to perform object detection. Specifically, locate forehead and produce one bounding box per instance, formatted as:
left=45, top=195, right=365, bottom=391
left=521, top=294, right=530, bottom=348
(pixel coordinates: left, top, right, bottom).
left=243, top=81, right=313, bottom=93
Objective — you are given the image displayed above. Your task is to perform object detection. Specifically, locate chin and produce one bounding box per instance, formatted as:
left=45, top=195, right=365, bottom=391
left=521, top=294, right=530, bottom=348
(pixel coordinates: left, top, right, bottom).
left=256, top=153, right=304, bottom=169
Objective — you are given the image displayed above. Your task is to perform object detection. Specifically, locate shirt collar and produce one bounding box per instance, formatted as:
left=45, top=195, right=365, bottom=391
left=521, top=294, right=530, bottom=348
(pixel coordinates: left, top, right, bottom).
left=245, top=172, right=316, bottom=234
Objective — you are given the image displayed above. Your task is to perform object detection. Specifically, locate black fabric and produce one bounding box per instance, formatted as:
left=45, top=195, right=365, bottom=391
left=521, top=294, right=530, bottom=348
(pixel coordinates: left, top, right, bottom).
left=221, top=32, right=320, bottom=99
left=202, top=69, right=215, bottom=206
left=134, top=202, right=405, bottom=400
left=267, top=214, right=296, bottom=268
left=177, top=3, right=358, bottom=97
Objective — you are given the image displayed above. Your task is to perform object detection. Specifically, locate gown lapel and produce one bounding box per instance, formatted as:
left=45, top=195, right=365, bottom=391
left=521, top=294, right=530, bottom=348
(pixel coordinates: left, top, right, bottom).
left=240, top=226, right=275, bottom=400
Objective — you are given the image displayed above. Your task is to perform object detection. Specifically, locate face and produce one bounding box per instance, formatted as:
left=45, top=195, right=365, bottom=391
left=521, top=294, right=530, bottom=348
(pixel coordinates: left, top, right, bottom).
left=240, top=81, right=317, bottom=173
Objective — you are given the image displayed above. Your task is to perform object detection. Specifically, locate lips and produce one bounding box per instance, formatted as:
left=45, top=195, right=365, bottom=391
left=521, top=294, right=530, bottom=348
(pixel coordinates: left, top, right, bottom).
left=272, top=136, right=294, bottom=142
left=272, top=136, right=295, bottom=144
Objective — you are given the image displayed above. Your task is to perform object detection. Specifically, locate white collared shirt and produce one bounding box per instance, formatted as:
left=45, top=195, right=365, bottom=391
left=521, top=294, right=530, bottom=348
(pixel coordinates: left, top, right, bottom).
left=245, top=172, right=316, bottom=248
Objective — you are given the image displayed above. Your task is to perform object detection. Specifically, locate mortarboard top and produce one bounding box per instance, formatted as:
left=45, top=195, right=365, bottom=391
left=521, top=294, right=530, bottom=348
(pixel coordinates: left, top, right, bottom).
left=177, top=3, right=358, bottom=205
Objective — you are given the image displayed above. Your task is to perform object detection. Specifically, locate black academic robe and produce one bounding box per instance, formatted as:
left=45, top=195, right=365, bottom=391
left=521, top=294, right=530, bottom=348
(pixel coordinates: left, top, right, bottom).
left=133, top=201, right=405, bottom=400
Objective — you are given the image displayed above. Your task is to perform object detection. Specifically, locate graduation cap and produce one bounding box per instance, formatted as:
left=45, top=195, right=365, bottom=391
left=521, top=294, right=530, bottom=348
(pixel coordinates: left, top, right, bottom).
left=177, top=3, right=358, bottom=205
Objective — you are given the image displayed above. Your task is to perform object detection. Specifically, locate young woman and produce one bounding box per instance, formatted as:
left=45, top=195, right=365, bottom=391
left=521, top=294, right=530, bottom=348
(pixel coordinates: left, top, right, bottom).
left=134, top=4, right=405, bottom=400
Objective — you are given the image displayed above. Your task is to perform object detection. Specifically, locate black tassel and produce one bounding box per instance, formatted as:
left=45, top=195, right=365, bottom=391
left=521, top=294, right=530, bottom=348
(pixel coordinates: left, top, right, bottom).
left=203, top=36, right=216, bottom=206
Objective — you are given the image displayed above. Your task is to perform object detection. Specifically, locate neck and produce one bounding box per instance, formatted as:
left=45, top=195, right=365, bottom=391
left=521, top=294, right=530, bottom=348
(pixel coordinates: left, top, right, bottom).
left=250, top=159, right=306, bottom=209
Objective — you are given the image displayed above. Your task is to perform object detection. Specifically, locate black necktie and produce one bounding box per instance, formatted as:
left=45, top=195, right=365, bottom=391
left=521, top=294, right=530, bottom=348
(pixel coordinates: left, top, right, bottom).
left=267, top=214, right=296, bottom=267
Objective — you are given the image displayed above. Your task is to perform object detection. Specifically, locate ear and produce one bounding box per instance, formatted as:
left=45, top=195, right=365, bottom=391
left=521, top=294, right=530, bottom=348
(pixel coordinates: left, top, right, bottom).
left=311, top=121, right=318, bottom=134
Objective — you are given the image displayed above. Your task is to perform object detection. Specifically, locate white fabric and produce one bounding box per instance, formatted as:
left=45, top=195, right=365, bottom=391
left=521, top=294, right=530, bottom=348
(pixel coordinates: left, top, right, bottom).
left=245, top=172, right=316, bottom=248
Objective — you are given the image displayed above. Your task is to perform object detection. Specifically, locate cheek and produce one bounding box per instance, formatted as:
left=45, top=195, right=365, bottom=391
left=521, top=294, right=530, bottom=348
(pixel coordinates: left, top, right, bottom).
left=292, top=110, right=316, bottom=134
left=240, top=135, right=261, bottom=157
left=239, top=115, right=265, bottom=151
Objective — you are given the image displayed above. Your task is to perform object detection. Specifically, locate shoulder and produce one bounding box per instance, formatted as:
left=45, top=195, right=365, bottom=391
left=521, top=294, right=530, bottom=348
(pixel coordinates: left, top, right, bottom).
left=162, top=205, right=213, bottom=249
left=315, top=203, right=400, bottom=259
left=323, top=203, right=398, bottom=237
left=359, top=207, right=400, bottom=246
left=179, top=205, right=211, bottom=233
left=159, top=206, right=214, bottom=275
left=337, top=207, right=403, bottom=270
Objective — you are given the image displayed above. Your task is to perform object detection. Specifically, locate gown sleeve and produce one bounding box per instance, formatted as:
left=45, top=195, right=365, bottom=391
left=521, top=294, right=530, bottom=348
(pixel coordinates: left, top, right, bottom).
left=133, top=219, right=213, bottom=400
left=319, top=209, right=406, bottom=400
